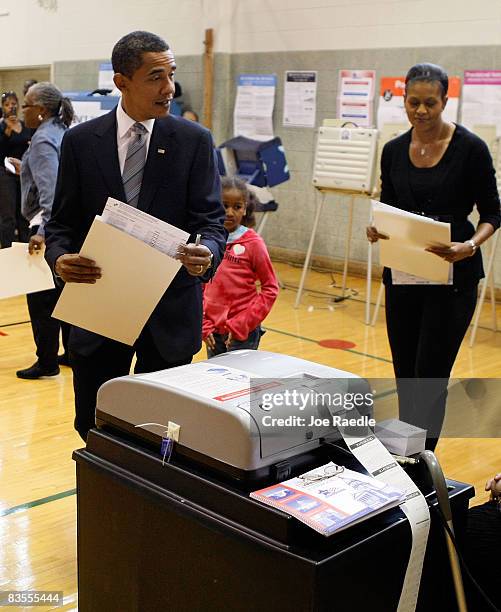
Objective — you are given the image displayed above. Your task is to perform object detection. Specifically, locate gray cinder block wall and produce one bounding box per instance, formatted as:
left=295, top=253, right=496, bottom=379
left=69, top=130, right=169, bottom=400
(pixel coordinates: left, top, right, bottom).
left=54, top=44, right=501, bottom=286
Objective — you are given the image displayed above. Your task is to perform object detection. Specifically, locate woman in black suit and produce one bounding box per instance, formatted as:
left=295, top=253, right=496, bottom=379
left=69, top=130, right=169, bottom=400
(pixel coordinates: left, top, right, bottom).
left=367, top=63, right=501, bottom=449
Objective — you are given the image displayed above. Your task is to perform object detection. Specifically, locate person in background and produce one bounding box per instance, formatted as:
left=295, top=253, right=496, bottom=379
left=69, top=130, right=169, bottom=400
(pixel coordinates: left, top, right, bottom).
left=203, top=176, right=279, bottom=357
left=182, top=109, right=199, bottom=122
left=23, top=79, right=38, bottom=97
left=463, top=471, right=501, bottom=611
left=366, top=63, right=501, bottom=450
left=10, top=83, right=73, bottom=379
left=0, top=91, right=30, bottom=247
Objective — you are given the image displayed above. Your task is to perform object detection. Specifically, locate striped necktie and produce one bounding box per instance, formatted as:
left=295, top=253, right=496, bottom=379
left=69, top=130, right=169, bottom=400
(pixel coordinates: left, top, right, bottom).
left=122, top=122, right=147, bottom=208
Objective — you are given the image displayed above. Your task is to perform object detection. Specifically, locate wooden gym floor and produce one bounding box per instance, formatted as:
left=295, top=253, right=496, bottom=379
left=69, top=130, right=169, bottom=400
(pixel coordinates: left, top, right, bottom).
left=1, top=260, right=500, bottom=610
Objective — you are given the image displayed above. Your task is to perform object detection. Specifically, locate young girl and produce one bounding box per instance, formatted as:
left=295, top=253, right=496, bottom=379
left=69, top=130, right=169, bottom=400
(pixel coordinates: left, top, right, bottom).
left=203, top=177, right=279, bottom=357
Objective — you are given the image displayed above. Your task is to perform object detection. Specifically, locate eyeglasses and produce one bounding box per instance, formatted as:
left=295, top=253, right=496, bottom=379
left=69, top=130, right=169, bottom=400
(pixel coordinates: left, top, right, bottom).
left=298, top=464, right=345, bottom=483
left=21, top=103, right=37, bottom=109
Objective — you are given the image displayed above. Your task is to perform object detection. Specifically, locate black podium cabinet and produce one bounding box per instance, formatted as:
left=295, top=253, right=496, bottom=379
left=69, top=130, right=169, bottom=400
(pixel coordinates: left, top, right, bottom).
left=73, top=429, right=473, bottom=612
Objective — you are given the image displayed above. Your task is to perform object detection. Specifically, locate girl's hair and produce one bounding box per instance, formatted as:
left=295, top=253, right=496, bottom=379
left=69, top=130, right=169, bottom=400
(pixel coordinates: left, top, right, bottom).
left=221, top=176, right=256, bottom=228
left=405, top=63, right=449, bottom=97
left=28, top=82, right=75, bottom=128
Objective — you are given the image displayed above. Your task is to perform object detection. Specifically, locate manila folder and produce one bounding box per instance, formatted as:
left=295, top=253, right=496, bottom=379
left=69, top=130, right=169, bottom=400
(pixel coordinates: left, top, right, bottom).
left=0, top=244, right=55, bottom=299
left=53, top=217, right=181, bottom=345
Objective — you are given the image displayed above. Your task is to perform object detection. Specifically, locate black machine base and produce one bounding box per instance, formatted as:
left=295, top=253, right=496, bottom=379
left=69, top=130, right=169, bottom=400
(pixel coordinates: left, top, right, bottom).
left=74, top=428, right=473, bottom=612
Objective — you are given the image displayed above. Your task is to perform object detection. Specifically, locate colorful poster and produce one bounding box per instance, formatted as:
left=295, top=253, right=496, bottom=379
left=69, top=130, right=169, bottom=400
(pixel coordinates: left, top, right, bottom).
left=444, top=77, right=461, bottom=124
left=377, top=76, right=461, bottom=129
left=377, top=77, right=407, bottom=128
left=461, top=70, right=501, bottom=136
left=337, top=100, right=373, bottom=127
left=338, top=69, right=376, bottom=99
left=337, top=69, right=376, bottom=127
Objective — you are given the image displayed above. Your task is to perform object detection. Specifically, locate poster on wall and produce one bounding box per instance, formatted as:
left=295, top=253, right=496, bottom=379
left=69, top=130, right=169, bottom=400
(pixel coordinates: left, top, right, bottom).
left=98, top=62, right=114, bottom=91
left=461, top=71, right=501, bottom=136
left=233, top=74, right=276, bottom=140
left=282, top=71, right=317, bottom=128
left=377, top=77, right=406, bottom=128
left=444, top=78, right=461, bottom=124
left=336, top=69, right=376, bottom=127
left=377, top=76, right=461, bottom=129
left=337, top=100, right=372, bottom=127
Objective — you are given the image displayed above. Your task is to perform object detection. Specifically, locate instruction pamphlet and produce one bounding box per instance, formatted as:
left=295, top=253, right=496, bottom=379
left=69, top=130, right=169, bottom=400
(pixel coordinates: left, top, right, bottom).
left=251, top=462, right=404, bottom=536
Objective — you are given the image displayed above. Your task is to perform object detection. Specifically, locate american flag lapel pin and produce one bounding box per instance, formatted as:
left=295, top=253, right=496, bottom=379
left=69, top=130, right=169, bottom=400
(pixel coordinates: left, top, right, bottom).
left=157, top=147, right=166, bottom=154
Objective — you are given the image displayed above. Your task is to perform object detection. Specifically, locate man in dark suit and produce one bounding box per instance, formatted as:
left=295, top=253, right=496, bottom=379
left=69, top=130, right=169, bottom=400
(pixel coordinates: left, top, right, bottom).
left=44, top=31, right=226, bottom=441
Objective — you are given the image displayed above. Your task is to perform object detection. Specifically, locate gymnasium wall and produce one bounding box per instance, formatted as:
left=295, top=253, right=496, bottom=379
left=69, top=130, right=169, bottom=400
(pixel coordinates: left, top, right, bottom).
left=3, top=0, right=501, bottom=283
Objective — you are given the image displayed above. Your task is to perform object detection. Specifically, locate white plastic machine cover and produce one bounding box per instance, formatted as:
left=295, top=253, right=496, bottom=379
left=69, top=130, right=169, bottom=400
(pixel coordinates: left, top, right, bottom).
left=96, top=350, right=372, bottom=476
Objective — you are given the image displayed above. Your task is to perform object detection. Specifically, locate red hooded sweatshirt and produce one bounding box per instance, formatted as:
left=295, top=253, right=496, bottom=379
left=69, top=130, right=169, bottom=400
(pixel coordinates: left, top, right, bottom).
left=203, top=227, right=279, bottom=341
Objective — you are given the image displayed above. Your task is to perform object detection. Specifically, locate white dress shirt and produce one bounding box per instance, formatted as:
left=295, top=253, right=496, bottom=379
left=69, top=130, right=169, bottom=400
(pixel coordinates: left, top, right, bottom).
left=116, top=101, right=155, bottom=175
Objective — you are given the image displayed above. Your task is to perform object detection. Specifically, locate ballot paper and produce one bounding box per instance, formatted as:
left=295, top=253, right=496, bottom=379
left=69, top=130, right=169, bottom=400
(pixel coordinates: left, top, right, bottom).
left=343, top=429, right=430, bottom=612
left=53, top=216, right=181, bottom=345
left=0, top=243, right=55, bottom=299
left=371, top=200, right=451, bottom=283
left=101, top=197, right=189, bottom=257
left=246, top=371, right=430, bottom=612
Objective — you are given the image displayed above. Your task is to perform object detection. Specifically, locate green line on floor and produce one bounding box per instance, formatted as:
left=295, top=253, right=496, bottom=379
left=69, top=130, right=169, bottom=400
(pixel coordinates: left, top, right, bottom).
left=0, top=488, right=76, bottom=517
left=263, top=326, right=316, bottom=343
left=0, top=320, right=30, bottom=329
left=262, top=326, right=393, bottom=363
left=343, top=347, right=392, bottom=363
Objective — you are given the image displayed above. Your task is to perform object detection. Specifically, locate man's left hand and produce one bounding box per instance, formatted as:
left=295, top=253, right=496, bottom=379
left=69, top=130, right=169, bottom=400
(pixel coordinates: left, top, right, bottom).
left=29, top=234, right=45, bottom=255
left=425, top=241, right=474, bottom=263
left=177, top=243, right=212, bottom=276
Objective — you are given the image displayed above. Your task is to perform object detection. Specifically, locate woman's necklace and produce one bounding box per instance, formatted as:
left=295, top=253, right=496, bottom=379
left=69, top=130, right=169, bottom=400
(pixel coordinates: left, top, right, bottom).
left=414, top=124, right=452, bottom=158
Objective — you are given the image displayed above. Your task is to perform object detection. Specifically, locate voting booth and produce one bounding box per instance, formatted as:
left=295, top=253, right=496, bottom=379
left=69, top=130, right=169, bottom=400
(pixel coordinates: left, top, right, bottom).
left=73, top=351, right=473, bottom=611
left=295, top=126, right=379, bottom=307
left=217, top=136, right=289, bottom=188
left=64, top=91, right=119, bottom=125
left=217, top=136, right=289, bottom=238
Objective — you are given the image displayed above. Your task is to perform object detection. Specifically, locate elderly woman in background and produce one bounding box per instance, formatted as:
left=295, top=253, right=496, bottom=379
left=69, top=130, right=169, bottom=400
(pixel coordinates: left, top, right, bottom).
left=10, top=82, right=74, bottom=379
left=0, top=91, right=31, bottom=247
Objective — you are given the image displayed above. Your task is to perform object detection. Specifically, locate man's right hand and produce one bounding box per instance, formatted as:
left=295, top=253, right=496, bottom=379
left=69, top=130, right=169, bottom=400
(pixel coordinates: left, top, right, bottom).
left=55, top=254, right=102, bottom=283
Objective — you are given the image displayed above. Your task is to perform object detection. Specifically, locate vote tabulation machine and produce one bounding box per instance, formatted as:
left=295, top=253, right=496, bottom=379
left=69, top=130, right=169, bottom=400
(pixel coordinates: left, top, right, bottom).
left=96, top=350, right=373, bottom=482
left=73, top=351, right=472, bottom=612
